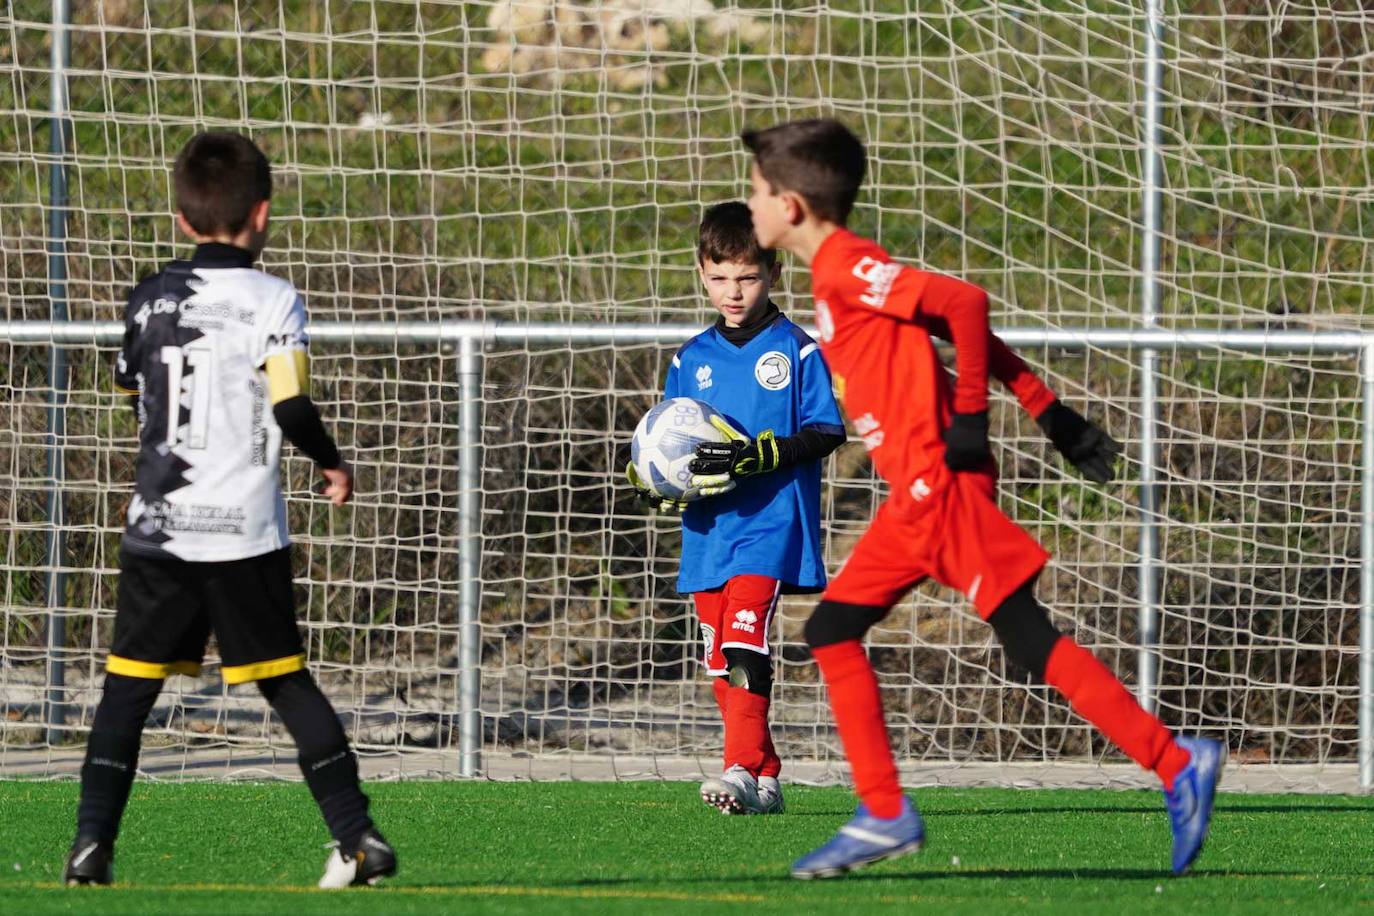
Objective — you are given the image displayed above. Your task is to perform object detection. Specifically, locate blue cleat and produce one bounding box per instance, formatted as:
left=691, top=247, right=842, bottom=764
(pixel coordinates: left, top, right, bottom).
left=1164, top=736, right=1226, bottom=875
left=791, top=797, right=924, bottom=879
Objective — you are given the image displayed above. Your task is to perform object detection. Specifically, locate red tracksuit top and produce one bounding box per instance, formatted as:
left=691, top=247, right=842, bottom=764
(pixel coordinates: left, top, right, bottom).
left=810, top=229, right=1058, bottom=492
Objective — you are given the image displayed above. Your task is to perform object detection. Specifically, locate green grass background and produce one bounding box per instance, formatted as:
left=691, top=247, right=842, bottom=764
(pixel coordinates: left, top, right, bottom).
left=3, top=781, right=1373, bottom=914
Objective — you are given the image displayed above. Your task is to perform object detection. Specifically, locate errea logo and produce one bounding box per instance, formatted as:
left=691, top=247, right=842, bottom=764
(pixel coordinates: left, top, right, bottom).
left=853, top=412, right=885, bottom=451
left=696, top=364, right=713, bottom=390
left=731, top=609, right=759, bottom=634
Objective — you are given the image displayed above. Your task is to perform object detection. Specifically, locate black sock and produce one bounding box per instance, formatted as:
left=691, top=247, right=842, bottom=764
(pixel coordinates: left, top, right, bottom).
left=259, top=670, right=373, bottom=852
left=76, top=674, right=162, bottom=844
left=304, top=751, right=373, bottom=854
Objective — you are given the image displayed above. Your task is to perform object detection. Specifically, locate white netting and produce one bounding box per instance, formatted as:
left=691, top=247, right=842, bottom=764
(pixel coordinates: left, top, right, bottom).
left=1, top=1, right=1372, bottom=783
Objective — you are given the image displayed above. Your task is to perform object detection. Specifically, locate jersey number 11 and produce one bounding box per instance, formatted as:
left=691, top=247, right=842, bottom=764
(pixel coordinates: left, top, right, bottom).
left=160, top=343, right=213, bottom=449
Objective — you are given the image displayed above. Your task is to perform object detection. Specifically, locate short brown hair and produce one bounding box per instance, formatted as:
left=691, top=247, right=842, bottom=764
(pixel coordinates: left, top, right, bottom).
left=697, top=201, right=776, bottom=269
left=173, top=132, right=272, bottom=236
left=741, top=119, right=866, bottom=224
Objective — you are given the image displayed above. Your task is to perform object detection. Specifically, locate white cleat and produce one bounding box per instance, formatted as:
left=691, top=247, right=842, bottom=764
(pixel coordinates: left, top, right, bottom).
left=318, top=845, right=359, bottom=889
left=700, top=764, right=777, bottom=815
left=317, top=828, right=398, bottom=889
left=757, top=776, right=785, bottom=814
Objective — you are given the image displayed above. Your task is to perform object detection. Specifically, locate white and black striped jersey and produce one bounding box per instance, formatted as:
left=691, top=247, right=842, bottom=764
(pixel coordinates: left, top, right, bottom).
left=115, top=244, right=307, bottom=561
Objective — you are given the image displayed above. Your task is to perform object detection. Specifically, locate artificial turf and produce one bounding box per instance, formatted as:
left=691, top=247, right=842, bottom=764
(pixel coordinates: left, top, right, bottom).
left=2, top=780, right=1372, bottom=914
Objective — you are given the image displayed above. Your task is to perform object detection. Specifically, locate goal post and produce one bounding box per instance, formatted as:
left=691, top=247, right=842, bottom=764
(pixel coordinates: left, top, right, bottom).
left=2, top=319, right=1373, bottom=790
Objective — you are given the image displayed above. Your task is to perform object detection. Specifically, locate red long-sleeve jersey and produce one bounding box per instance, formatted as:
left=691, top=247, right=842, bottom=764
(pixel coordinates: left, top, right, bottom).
left=811, top=229, right=1057, bottom=491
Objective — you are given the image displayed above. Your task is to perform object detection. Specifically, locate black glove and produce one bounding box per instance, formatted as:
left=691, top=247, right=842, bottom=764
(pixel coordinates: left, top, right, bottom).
left=689, top=419, right=780, bottom=481
left=943, top=411, right=992, bottom=471
left=625, top=462, right=687, bottom=514
left=1035, top=400, right=1123, bottom=484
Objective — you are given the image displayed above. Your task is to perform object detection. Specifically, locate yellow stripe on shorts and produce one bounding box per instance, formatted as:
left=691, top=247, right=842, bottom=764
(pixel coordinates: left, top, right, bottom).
left=221, top=653, right=306, bottom=684
left=106, top=655, right=202, bottom=679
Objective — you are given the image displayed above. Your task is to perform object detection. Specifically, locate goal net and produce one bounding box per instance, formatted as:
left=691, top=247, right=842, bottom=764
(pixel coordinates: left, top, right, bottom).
left=1, top=0, right=1371, bottom=787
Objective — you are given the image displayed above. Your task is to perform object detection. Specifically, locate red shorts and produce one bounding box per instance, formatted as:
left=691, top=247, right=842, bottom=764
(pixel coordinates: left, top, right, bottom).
left=824, top=472, right=1048, bottom=620
left=693, top=574, right=782, bottom=676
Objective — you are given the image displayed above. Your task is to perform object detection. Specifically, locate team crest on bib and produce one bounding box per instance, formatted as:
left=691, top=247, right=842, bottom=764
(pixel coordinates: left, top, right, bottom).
left=754, top=351, right=791, bottom=391
left=815, top=299, right=834, bottom=342
left=700, top=623, right=716, bottom=662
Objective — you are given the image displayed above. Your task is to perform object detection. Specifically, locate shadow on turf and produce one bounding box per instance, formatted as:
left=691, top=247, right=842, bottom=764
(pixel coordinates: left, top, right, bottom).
left=777, top=806, right=1172, bottom=818
left=420, top=866, right=1311, bottom=891
left=764, top=866, right=1312, bottom=883
left=896, top=803, right=1374, bottom=817
left=1209, top=803, right=1374, bottom=813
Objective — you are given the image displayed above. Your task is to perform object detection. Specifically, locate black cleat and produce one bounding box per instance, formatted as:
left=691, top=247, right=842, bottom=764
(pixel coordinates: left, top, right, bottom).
left=64, top=836, right=114, bottom=886
left=318, top=827, right=397, bottom=888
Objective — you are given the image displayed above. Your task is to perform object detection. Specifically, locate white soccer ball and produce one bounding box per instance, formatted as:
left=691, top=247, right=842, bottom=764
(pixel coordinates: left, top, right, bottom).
left=631, top=397, right=732, bottom=502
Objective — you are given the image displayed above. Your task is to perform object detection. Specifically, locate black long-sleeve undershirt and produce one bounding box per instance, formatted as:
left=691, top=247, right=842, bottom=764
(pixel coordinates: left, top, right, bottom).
left=272, top=395, right=342, bottom=470
left=775, top=426, right=846, bottom=469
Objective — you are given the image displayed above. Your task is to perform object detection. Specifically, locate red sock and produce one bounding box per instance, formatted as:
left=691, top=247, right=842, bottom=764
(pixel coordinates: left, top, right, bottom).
left=759, top=729, right=781, bottom=779
left=712, top=678, right=731, bottom=771
left=712, top=678, right=729, bottom=723
left=812, top=640, right=904, bottom=818
left=724, top=688, right=771, bottom=775
left=1044, top=637, right=1191, bottom=790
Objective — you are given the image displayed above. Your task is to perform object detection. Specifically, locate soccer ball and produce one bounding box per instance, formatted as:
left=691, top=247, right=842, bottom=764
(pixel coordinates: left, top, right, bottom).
left=630, top=397, right=732, bottom=502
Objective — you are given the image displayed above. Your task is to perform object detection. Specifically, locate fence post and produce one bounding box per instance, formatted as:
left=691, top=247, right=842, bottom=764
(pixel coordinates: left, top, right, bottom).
left=457, top=332, right=484, bottom=777
left=43, top=0, right=72, bottom=746
left=1360, top=342, right=1374, bottom=791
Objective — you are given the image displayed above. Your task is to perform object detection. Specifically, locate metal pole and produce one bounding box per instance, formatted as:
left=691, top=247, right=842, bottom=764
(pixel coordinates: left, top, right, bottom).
left=43, top=0, right=72, bottom=746
left=1136, top=0, right=1165, bottom=715
left=1138, top=353, right=1160, bottom=715
left=1360, top=344, right=1374, bottom=791
left=7, top=320, right=1374, bottom=353
left=457, top=333, right=483, bottom=777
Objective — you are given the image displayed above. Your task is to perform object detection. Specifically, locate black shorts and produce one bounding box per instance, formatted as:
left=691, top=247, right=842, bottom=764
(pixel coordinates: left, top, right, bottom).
left=108, top=546, right=306, bottom=685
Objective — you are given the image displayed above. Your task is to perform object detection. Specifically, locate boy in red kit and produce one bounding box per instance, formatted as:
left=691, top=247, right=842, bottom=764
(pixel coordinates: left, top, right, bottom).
left=740, top=119, right=1223, bottom=879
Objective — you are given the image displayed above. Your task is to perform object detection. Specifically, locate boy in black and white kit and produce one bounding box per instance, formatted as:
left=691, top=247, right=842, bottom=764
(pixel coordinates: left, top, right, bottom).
left=65, top=132, right=396, bottom=889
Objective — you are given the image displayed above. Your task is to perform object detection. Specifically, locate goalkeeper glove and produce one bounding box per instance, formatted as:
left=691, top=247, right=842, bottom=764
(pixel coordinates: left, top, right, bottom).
left=625, top=462, right=688, bottom=514
left=1035, top=400, right=1123, bottom=484
left=689, top=416, right=780, bottom=489
left=943, top=411, right=992, bottom=471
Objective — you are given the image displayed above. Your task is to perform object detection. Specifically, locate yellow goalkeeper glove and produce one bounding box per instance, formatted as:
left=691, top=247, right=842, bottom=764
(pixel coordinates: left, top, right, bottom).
left=688, top=416, right=780, bottom=489
left=626, top=462, right=688, bottom=514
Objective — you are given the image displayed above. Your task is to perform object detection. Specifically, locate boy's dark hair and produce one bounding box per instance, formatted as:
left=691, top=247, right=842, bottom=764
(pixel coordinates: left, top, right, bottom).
left=697, top=201, right=776, bottom=269
left=741, top=119, right=866, bottom=224
left=173, top=132, right=272, bottom=236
